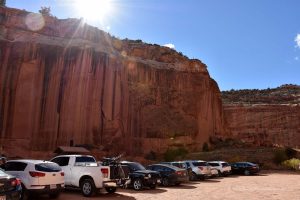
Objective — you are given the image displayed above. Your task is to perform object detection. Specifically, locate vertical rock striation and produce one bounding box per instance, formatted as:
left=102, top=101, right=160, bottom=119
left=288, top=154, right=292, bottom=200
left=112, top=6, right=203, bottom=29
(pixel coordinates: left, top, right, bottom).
left=0, top=7, right=225, bottom=157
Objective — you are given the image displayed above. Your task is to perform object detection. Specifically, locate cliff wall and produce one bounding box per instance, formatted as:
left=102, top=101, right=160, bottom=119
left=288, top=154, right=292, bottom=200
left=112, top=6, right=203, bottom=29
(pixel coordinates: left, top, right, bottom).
left=0, top=7, right=225, bottom=157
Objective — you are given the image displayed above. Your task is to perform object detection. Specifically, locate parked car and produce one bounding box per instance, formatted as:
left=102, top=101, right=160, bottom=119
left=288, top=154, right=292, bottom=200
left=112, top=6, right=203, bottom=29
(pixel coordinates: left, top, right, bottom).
left=230, top=162, right=259, bottom=175
left=146, top=164, right=188, bottom=186
left=0, top=168, right=22, bottom=200
left=183, top=160, right=211, bottom=180
left=51, top=155, right=117, bottom=197
left=3, top=160, right=64, bottom=199
left=120, top=161, right=160, bottom=190
left=208, top=161, right=232, bottom=176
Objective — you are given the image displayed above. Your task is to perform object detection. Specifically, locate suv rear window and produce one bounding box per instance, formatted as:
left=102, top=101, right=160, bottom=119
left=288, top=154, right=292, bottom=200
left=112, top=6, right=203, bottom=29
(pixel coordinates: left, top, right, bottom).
left=35, top=163, right=61, bottom=172
left=75, top=156, right=96, bottom=163
left=208, top=163, right=219, bottom=167
left=192, top=162, right=207, bottom=167
left=221, top=163, right=229, bottom=167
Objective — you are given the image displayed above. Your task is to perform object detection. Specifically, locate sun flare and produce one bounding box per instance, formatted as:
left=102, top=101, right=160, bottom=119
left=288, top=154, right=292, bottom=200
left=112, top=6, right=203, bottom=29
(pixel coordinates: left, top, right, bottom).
left=74, top=0, right=113, bottom=21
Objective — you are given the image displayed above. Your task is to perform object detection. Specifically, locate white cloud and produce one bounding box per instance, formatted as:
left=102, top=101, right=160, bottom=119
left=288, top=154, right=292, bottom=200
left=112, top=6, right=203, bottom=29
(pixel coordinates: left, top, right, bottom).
left=295, top=34, right=300, bottom=48
left=163, top=43, right=175, bottom=49
left=295, top=56, right=299, bottom=61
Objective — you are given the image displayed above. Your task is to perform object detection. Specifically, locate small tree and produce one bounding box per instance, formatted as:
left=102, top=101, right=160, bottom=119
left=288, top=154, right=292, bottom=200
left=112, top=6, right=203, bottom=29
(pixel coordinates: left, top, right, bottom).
left=0, top=0, right=6, bottom=6
left=39, top=6, right=52, bottom=16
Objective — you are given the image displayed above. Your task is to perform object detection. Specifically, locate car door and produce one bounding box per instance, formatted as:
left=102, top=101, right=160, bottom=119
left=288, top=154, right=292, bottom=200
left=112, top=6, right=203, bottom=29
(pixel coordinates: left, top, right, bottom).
left=4, top=161, right=28, bottom=187
left=51, top=157, right=72, bottom=185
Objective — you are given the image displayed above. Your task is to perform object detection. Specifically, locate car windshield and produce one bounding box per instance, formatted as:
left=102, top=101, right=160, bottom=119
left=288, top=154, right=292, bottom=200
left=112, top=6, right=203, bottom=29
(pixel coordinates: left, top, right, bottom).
left=129, top=163, right=146, bottom=171
left=192, top=162, right=207, bottom=166
left=0, top=169, right=7, bottom=176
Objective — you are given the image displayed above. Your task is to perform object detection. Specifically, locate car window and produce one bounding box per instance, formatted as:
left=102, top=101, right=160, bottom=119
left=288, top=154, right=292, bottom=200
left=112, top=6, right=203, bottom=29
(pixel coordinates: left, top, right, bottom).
left=192, top=162, right=206, bottom=167
left=163, top=167, right=173, bottom=172
left=185, top=162, right=190, bottom=167
left=208, top=163, right=219, bottom=167
left=172, top=162, right=186, bottom=169
left=221, top=163, right=229, bottom=167
left=35, top=163, right=61, bottom=172
left=75, top=156, right=96, bottom=163
left=128, top=163, right=146, bottom=171
left=51, top=157, right=70, bottom=167
left=5, top=161, right=27, bottom=171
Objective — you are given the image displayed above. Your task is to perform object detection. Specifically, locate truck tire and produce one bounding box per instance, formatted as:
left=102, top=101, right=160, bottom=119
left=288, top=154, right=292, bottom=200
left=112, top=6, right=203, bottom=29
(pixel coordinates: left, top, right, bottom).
left=105, top=187, right=117, bottom=194
left=80, top=178, right=96, bottom=197
left=133, top=178, right=143, bottom=190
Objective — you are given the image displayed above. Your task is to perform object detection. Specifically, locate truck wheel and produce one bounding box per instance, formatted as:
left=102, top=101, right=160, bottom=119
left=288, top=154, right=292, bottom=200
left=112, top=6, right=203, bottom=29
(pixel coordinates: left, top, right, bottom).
left=80, top=179, right=96, bottom=197
left=105, top=187, right=117, bottom=194
left=133, top=178, right=143, bottom=190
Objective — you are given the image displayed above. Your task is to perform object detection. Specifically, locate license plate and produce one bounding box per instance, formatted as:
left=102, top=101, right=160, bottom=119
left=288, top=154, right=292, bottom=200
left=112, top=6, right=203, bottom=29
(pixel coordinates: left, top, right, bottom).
left=0, top=196, right=6, bottom=200
left=50, top=184, right=57, bottom=189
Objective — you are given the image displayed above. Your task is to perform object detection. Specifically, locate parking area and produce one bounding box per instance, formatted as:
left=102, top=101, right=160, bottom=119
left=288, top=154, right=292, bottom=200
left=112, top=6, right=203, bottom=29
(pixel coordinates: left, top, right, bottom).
left=30, top=171, right=300, bottom=200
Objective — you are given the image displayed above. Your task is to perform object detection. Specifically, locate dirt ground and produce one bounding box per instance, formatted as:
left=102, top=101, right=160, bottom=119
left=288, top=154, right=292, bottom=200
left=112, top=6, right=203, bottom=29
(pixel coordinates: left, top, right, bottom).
left=34, top=171, right=300, bottom=200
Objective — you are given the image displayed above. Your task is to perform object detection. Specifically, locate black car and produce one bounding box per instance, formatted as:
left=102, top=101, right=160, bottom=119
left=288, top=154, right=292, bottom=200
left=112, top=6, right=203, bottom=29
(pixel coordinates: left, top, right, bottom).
left=0, top=168, right=22, bottom=200
left=230, top=162, right=260, bottom=175
left=120, top=161, right=160, bottom=190
left=147, top=164, right=188, bottom=186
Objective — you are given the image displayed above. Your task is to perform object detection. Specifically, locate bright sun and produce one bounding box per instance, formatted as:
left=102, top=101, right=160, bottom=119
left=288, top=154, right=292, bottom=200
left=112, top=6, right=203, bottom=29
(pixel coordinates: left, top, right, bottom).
left=74, top=0, right=113, bottom=21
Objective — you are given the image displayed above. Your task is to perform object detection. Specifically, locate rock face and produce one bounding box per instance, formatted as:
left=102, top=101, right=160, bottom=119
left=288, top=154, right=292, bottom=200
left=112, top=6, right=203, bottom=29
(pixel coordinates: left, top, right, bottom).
left=223, top=85, right=300, bottom=147
left=0, top=7, right=225, bottom=157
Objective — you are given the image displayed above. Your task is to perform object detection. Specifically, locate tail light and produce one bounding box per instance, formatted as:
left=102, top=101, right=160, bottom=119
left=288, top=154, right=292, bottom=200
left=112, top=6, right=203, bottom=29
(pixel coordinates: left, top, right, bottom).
left=11, top=178, right=21, bottom=187
left=176, top=171, right=182, bottom=175
left=198, top=167, right=204, bottom=170
left=61, top=172, right=65, bottom=176
left=29, top=171, right=46, bottom=177
left=101, top=168, right=109, bottom=178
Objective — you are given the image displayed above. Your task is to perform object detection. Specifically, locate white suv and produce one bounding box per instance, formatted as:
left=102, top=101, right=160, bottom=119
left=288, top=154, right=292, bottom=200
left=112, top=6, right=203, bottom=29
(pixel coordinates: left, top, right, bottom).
left=4, top=160, right=65, bottom=199
left=183, top=160, right=211, bottom=180
left=208, top=161, right=231, bottom=176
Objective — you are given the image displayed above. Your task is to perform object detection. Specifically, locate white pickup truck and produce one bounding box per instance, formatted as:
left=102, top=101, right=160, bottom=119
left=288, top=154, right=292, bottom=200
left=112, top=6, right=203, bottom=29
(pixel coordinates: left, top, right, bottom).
left=50, top=155, right=117, bottom=197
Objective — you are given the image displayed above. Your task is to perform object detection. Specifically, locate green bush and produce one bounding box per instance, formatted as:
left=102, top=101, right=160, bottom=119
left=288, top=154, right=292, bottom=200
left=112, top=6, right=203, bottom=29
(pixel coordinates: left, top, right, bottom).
left=282, top=158, right=300, bottom=170
left=273, top=149, right=288, bottom=164
left=163, top=147, right=188, bottom=162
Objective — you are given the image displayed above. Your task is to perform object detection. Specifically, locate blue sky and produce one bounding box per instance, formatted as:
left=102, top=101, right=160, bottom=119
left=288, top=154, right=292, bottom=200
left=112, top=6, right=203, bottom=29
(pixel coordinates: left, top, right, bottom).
left=6, top=0, right=300, bottom=90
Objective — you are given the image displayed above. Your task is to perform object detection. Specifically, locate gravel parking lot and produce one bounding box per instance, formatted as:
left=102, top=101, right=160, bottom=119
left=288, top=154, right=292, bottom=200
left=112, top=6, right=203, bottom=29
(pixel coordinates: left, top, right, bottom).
left=33, top=171, right=300, bottom=200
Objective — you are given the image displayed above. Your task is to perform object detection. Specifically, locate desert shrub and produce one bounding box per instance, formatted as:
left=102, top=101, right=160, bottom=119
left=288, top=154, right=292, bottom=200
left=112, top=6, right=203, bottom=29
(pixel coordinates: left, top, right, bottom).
left=144, top=151, right=157, bottom=161
left=282, top=158, right=300, bottom=170
left=202, top=142, right=209, bottom=152
left=163, top=147, right=188, bottom=162
left=273, top=149, right=288, bottom=164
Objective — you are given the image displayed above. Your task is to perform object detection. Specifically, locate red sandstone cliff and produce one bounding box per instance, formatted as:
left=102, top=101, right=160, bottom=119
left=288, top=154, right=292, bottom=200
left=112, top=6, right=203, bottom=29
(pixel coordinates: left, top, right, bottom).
left=222, top=85, right=300, bottom=147
left=0, top=7, right=225, bottom=158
